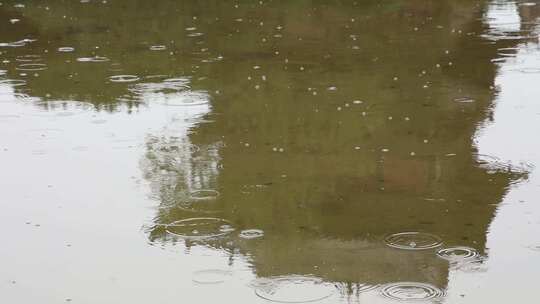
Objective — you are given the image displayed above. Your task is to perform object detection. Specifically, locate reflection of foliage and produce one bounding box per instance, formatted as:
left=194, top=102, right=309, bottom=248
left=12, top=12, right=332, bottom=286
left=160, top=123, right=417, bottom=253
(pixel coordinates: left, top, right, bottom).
left=141, top=126, right=224, bottom=245
left=142, top=134, right=222, bottom=206
left=0, top=0, right=512, bottom=111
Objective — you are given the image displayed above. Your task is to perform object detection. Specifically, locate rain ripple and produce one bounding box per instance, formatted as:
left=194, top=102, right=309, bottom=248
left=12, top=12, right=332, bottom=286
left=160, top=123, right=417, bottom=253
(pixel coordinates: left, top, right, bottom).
left=193, top=269, right=233, bottom=284
left=15, top=55, right=42, bottom=62
left=253, top=275, right=336, bottom=303
left=0, top=79, right=27, bottom=87
left=0, top=39, right=35, bottom=48
left=380, top=282, right=445, bottom=302
left=77, top=56, right=110, bottom=63
left=163, top=217, right=234, bottom=239
left=109, top=75, right=140, bottom=83
left=58, top=47, right=75, bottom=52
left=384, top=232, right=443, bottom=250
left=436, top=246, right=479, bottom=262
left=239, top=229, right=264, bottom=239
left=16, top=63, right=48, bottom=71
left=190, top=190, right=219, bottom=200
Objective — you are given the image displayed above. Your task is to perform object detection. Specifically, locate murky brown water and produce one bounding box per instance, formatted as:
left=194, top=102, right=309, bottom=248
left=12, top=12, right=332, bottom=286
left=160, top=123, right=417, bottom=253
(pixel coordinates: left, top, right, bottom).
left=1, top=0, right=540, bottom=303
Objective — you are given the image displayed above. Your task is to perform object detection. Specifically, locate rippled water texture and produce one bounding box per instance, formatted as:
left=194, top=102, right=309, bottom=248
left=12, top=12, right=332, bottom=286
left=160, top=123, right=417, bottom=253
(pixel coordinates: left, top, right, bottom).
left=1, top=0, right=540, bottom=303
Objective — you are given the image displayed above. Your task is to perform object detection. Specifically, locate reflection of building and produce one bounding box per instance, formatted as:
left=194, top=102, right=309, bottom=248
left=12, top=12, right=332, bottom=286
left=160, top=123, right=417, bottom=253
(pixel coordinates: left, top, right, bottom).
left=136, top=0, right=531, bottom=291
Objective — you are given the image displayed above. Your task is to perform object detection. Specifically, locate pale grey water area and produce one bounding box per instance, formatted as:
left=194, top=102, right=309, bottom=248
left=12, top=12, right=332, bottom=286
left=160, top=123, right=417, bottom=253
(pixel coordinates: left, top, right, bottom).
left=1, top=1, right=540, bottom=303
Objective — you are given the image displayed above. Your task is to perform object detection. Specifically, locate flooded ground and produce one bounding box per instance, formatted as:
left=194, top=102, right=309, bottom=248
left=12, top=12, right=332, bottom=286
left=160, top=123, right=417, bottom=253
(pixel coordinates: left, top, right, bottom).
left=1, top=0, right=539, bottom=303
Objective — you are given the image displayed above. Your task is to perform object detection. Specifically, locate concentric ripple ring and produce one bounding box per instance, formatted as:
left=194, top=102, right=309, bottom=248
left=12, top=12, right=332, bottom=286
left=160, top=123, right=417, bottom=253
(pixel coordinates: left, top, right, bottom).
left=164, top=217, right=234, bottom=239
left=254, top=275, right=336, bottom=303
left=380, top=282, right=445, bottom=301
left=436, top=246, right=479, bottom=261
left=384, top=232, right=443, bottom=250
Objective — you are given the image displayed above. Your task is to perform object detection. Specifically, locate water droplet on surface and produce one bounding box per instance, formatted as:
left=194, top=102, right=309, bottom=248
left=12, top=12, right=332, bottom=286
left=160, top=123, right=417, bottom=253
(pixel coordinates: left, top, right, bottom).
left=253, top=275, right=336, bottom=303
left=380, top=282, right=445, bottom=301
left=384, top=232, right=443, bottom=250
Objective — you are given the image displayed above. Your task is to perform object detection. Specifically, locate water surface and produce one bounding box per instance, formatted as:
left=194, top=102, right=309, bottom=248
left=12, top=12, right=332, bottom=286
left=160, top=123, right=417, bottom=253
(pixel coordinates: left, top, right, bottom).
left=1, top=1, right=539, bottom=303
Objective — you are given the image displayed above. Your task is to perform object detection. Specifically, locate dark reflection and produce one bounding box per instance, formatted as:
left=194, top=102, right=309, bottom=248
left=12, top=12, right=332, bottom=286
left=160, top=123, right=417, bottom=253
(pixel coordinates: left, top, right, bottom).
left=135, top=0, right=532, bottom=291
left=1, top=0, right=535, bottom=299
